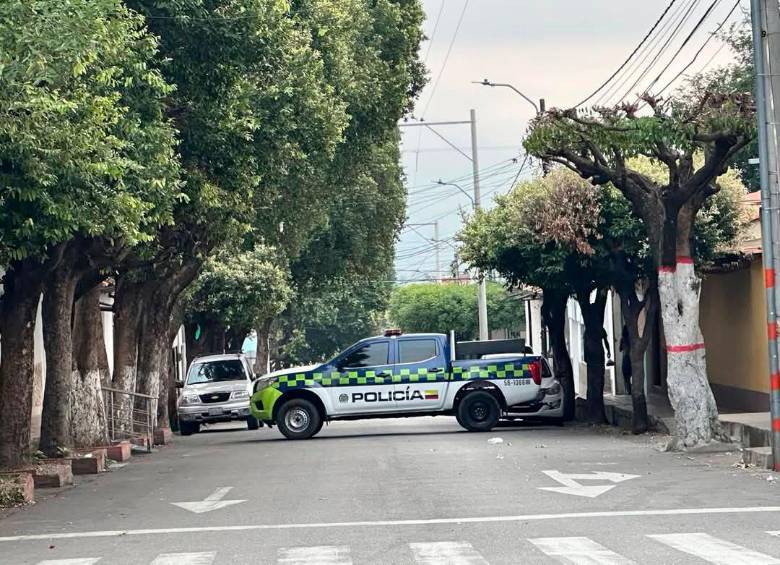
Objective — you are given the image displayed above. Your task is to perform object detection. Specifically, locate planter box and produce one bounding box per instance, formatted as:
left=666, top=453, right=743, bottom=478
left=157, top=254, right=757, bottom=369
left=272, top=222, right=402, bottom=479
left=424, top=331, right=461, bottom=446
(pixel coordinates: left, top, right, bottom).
left=0, top=471, right=34, bottom=506
left=33, top=459, right=73, bottom=488
left=68, top=448, right=107, bottom=475
left=154, top=427, right=173, bottom=446
left=105, top=442, right=132, bottom=463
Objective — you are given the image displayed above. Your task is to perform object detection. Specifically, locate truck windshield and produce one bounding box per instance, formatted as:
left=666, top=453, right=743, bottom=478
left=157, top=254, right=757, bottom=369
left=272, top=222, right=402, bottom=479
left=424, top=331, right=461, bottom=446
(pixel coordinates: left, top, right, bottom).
left=187, top=360, right=245, bottom=384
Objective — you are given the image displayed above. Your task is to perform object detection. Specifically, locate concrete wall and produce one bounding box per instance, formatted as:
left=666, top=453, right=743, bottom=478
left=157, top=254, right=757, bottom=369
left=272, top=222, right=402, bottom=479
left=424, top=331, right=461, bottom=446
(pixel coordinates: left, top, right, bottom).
left=700, top=258, right=770, bottom=411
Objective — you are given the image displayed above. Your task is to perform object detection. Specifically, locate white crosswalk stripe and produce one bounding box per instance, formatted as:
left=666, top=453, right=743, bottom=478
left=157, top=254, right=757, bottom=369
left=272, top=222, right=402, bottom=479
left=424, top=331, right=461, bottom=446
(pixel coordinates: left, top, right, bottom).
left=649, top=533, right=780, bottom=564
left=529, top=537, right=634, bottom=565
left=410, top=541, right=489, bottom=565
left=36, top=560, right=101, bottom=565
left=277, top=545, right=352, bottom=564
left=149, top=553, right=216, bottom=565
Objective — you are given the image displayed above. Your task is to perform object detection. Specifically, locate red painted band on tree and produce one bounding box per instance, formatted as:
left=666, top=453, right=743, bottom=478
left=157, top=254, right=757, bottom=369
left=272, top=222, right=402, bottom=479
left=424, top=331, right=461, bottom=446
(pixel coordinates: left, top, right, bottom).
left=665, top=343, right=706, bottom=353
left=770, top=323, right=779, bottom=341
left=766, top=268, right=776, bottom=289
left=772, top=373, right=780, bottom=391
left=773, top=418, right=780, bottom=433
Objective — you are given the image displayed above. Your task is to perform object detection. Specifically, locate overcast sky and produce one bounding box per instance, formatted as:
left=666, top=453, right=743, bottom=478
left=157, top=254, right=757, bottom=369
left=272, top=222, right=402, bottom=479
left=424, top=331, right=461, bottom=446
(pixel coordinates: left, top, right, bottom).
left=395, top=0, right=748, bottom=282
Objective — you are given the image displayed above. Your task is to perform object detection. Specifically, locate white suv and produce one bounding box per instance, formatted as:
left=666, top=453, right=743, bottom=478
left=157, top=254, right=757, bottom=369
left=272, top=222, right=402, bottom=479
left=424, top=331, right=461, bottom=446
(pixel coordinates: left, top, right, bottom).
left=176, top=354, right=260, bottom=435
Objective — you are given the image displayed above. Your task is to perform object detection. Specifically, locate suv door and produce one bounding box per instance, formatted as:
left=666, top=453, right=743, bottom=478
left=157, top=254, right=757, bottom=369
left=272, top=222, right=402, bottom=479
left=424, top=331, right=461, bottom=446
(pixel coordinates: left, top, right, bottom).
left=394, top=337, right=447, bottom=411
left=328, top=339, right=396, bottom=415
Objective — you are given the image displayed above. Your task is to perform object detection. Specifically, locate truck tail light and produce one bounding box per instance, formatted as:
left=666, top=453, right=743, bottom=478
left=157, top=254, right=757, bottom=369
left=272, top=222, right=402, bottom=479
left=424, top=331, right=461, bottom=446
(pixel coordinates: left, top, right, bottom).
left=529, top=360, right=542, bottom=386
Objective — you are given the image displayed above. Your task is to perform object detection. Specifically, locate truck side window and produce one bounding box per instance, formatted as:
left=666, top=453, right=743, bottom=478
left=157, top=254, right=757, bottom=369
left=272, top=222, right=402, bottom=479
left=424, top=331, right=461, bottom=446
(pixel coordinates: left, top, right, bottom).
left=398, top=339, right=437, bottom=364
left=341, top=341, right=389, bottom=368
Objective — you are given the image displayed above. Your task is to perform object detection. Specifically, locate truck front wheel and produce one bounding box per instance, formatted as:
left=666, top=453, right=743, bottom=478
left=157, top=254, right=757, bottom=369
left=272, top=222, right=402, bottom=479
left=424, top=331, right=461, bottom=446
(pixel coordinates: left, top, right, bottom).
left=276, top=398, right=322, bottom=439
left=457, top=391, right=500, bottom=432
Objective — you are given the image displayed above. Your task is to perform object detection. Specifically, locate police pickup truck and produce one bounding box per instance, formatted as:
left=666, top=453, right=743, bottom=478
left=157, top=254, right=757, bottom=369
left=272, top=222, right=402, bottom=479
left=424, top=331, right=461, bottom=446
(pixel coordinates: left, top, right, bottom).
left=250, top=330, right=563, bottom=439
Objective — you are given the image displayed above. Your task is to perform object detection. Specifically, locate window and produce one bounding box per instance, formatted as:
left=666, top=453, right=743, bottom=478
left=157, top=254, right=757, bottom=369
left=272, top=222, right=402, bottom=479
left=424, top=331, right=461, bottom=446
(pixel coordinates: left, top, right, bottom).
left=341, top=341, right=389, bottom=368
left=399, top=339, right=437, bottom=364
left=186, top=360, right=246, bottom=384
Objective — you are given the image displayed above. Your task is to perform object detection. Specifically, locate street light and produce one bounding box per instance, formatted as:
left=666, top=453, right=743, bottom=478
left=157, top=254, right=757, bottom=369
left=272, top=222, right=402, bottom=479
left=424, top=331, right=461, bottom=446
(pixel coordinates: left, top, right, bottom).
left=473, top=79, right=544, bottom=115
left=436, top=179, right=475, bottom=207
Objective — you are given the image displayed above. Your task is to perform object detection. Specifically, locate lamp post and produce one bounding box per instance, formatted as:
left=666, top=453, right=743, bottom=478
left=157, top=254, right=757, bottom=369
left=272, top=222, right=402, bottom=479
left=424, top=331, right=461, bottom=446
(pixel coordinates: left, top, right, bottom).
left=436, top=179, right=475, bottom=207
left=473, top=79, right=544, bottom=115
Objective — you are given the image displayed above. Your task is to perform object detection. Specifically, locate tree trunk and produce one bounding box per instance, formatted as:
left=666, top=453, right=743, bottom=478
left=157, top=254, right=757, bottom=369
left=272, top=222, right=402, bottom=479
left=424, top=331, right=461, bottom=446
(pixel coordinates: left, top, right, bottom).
left=39, top=258, right=80, bottom=455
left=254, top=320, right=273, bottom=376
left=70, top=285, right=109, bottom=447
left=0, top=261, right=47, bottom=469
left=656, top=200, right=722, bottom=447
left=658, top=262, right=721, bottom=446
left=615, top=278, right=659, bottom=435
left=160, top=299, right=185, bottom=431
left=541, top=289, right=575, bottom=421
left=112, top=275, right=143, bottom=434
left=577, top=287, right=608, bottom=425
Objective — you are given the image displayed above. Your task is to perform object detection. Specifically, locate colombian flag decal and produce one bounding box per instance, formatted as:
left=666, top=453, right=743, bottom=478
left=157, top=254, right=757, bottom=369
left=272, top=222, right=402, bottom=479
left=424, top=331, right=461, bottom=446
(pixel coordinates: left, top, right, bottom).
left=424, top=389, right=439, bottom=400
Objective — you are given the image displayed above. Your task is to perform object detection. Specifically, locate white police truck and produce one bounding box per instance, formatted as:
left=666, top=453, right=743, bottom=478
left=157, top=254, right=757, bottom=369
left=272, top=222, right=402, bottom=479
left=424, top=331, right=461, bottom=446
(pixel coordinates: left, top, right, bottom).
left=250, top=330, right=563, bottom=439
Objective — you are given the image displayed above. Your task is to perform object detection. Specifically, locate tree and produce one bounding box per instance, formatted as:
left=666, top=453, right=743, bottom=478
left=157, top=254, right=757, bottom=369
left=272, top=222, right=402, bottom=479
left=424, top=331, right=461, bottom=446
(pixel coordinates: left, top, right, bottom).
left=388, top=282, right=525, bottom=341
left=276, top=277, right=394, bottom=367
left=118, top=0, right=353, bottom=429
left=0, top=0, right=180, bottom=466
left=524, top=86, right=753, bottom=446
left=459, top=170, right=638, bottom=424
left=183, top=247, right=292, bottom=371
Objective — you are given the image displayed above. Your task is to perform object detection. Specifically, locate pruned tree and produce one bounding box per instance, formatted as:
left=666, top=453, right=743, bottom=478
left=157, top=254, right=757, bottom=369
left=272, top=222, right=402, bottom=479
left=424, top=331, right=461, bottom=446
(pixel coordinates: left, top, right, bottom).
left=524, top=87, right=753, bottom=446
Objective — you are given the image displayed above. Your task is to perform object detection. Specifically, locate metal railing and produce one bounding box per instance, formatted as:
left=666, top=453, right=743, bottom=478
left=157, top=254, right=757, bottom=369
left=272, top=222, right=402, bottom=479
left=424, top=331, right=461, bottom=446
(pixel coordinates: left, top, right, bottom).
left=102, top=387, right=157, bottom=453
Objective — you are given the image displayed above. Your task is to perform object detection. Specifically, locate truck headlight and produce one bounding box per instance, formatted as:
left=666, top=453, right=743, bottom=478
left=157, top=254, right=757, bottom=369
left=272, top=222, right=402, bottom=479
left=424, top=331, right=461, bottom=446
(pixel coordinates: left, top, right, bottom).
left=232, top=390, right=250, bottom=400
left=253, top=376, right=278, bottom=393
left=180, top=394, right=200, bottom=406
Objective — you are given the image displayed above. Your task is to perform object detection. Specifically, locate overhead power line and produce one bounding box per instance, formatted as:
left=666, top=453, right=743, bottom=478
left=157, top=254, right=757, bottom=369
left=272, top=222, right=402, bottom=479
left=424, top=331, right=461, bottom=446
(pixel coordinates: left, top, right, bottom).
left=614, top=0, right=704, bottom=104
left=574, top=0, right=680, bottom=108
left=645, top=0, right=738, bottom=99
left=639, top=0, right=725, bottom=98
left=423, top=0, right=446, bottom=65
left=420, top=0, right=470, bottom=117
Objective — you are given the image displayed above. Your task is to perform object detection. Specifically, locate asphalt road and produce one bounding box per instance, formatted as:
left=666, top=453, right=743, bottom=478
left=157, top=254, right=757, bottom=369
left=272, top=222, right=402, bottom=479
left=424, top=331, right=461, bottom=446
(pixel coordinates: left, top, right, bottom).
left=0, top=417, right=778, bottom=564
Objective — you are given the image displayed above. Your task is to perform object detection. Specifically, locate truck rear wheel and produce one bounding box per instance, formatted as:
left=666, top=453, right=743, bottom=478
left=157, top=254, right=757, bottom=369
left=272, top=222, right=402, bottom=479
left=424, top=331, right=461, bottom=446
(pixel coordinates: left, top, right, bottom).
left=276, top=398, right=322, bottom=440
left=457, top=391, right=500, bottom=432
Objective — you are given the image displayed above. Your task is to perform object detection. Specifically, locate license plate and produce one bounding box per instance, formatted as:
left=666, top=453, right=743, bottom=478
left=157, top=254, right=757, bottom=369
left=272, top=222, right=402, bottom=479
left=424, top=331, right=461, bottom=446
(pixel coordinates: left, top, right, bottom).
left=208, top=407, right=223, bottom=416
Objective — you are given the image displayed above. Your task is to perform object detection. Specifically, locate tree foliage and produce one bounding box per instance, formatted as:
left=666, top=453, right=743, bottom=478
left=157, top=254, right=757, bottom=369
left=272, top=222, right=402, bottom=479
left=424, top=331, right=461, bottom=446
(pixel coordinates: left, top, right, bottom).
left=0, top=0, right=181, bottom=263
left=388, top=282, right=524, bottom=341
left=185, top=247, right=292, bottom=334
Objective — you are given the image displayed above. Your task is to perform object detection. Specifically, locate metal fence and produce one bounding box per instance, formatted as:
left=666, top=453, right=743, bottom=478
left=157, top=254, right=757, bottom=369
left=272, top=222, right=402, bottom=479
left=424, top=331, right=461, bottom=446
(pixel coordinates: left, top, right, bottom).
left=102, top=387, right=157, bottom=452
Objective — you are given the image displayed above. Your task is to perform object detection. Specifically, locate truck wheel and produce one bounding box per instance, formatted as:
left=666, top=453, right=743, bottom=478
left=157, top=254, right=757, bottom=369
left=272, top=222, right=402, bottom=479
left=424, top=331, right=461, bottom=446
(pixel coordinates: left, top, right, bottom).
left=246, top=415, right=260, bottom=430
left=276, top=398, right=322, bottom=439
left=457, top=391, right=500, bottom=432
left=180, top=421, right=199, bottom=436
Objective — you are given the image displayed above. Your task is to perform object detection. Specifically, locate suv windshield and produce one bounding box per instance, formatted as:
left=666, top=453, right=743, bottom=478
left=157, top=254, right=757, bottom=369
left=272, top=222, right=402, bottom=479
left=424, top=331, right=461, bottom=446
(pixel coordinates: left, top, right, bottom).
left=187, top=359, right=246, bottom=385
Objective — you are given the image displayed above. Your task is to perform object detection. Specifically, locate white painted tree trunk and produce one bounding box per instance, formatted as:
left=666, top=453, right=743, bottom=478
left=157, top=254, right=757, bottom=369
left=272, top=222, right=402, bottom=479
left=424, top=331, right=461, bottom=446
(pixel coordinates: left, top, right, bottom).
left=658, top=263, right=721, bottom=447
left=70, top=369, right=108, bottom=447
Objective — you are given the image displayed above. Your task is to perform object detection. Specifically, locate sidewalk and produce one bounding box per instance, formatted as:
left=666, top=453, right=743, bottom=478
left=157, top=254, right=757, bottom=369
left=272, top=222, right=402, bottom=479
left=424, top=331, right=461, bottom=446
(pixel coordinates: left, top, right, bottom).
left=600, top=393, right=775, bottom=468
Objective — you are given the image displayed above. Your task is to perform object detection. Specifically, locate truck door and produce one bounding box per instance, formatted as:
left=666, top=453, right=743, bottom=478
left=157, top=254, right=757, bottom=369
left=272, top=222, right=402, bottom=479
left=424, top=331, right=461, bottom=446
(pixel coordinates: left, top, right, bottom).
left=329, top=339, right=396, bottom=414
left=393, top=337, right=448, bottom=411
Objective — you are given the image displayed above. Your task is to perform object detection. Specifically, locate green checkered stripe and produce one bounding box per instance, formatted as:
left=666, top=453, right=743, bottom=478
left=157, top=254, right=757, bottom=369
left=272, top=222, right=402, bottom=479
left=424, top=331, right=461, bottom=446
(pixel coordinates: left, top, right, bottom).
left=273, top=362, right=530, bottom=392
left=450, top=362, right=529, bottom=381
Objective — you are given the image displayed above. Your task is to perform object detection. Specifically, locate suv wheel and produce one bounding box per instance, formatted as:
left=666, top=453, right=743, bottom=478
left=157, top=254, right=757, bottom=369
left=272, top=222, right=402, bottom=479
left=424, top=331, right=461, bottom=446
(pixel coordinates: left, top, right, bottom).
left=276, top=398, right=322, bottom=439
left=457, top=391, right=500, bottom=432
left=180, top=421, right=200, bottom=436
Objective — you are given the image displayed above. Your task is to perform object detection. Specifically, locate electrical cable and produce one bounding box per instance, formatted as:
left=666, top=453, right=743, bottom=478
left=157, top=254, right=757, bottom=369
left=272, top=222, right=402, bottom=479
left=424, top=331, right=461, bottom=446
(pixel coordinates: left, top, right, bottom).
left=423, top=0, right=446, bottom=65
left=646, top=0, right=738, bottom=99
left=614, top=0, right=704, bottom=104
left=595, top=0, right=694, bottom=106
left=574, top=0, right=680, bottom=108
left=420, top=0, right=470, bottom=117
left=640, top=0, right=725, bottom=97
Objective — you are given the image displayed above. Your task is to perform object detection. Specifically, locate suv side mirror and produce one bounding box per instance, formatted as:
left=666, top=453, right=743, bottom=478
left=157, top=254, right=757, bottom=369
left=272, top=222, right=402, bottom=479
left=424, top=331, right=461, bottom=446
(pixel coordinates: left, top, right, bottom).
left=175, top=381, right=184, bottom=389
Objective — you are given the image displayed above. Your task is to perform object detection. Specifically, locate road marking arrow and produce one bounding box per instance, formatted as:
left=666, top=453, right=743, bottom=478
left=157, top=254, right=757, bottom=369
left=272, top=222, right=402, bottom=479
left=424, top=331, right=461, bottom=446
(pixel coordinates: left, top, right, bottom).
left=171, top=487, right=246, bottom=514
left=538, top=470, right=640, bottom=498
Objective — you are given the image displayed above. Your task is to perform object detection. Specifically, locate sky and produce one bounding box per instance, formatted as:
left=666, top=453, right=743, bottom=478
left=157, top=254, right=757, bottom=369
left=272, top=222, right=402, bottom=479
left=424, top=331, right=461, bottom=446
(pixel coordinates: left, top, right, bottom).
left=395, top=0, right=749, bottom=282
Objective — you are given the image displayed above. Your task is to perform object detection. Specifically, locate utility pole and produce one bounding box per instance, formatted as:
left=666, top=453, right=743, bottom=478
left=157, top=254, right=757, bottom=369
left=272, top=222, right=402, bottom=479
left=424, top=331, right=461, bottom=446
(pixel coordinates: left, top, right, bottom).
left=470, top=109, right=489, bottom=341
left=751, top=0, right=780, bottom=471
